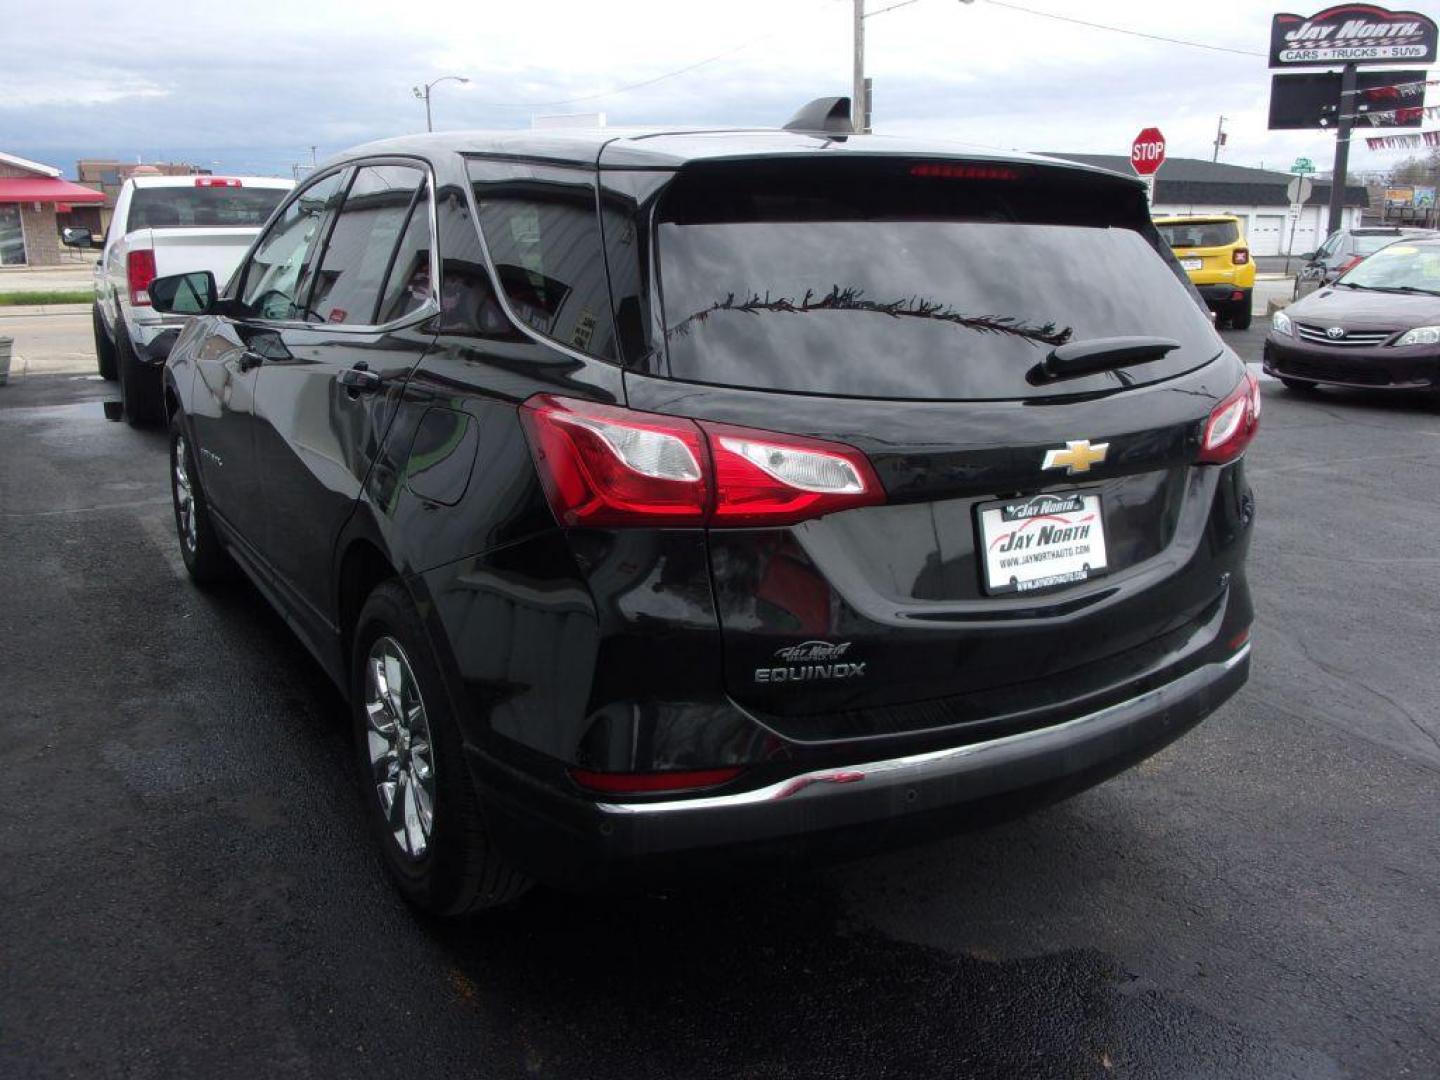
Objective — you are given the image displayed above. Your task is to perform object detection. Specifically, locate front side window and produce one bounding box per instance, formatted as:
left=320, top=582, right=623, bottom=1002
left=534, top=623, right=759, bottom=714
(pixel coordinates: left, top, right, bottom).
left=310, top=165, right=427, bottom=326
left=469, top=160, right=618, bottom=360
left=239, top=171, right=346, bottom=321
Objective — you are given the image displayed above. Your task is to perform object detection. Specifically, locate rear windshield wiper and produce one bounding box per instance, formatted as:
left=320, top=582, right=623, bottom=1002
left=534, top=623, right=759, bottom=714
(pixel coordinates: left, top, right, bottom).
left=1036, top=336, right=1180, bottom=382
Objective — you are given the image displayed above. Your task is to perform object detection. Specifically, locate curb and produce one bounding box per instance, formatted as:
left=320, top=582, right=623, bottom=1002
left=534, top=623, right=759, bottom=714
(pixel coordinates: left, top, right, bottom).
left=0, top=303, right=93, bottom=318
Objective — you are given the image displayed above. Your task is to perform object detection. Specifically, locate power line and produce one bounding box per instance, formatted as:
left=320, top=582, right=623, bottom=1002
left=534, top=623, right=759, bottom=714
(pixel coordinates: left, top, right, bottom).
left=985, top=0, right=1265, bottom=58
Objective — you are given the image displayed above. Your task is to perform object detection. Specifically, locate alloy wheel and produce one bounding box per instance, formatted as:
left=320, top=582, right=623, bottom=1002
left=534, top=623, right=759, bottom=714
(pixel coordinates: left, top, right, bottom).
left=364, top=636, right=437, bottom=860
left=173, top=435, right=197, bottom=553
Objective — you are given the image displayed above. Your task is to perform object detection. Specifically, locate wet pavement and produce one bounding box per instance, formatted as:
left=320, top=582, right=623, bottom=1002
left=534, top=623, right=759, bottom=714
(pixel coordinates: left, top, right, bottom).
left=1, top=334, right=1437, bottom=1078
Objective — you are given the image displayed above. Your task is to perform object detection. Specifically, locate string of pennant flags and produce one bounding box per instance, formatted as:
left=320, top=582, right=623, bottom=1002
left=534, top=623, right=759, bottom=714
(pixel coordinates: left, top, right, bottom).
left=1365, top=130, right=1440, bottom=151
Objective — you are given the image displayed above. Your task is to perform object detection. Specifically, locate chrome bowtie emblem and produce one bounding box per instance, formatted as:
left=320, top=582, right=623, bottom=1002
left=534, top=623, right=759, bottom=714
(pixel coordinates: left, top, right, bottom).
left=1326, top=326, right=1346, bottom=340
left=1042, top=439, right=1109, bottom=475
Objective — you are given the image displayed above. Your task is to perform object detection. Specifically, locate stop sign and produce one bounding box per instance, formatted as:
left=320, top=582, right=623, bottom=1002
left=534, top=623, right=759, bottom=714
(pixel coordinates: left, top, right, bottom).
left=1131, top=127, right=1166, bottom=176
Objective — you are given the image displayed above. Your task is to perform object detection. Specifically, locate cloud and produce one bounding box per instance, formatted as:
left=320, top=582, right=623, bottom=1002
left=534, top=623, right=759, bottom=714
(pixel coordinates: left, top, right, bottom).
left=1, top=0, right=1427, bottom=178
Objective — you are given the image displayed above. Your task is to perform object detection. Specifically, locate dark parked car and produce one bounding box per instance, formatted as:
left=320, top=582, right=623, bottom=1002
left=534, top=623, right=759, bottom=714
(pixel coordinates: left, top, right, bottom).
left=151, top=122, right=1258, bottom=915
left=1267, top=236, right=1440, bottom=393
left=1293, top=226, right=1438, bottom=299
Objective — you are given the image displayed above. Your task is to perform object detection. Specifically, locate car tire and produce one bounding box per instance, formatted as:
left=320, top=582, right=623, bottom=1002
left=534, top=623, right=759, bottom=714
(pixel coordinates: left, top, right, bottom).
left=169, top=413, right=234, bottom=585
left=351, top=581, right=531, bottom=916
left=92, top=303, right=118, bottom=381
left=116, top=326, right=163, bottom=428
left=1230, top=298, right=1253, bottom=331
left=1279, top=377, right=1317, bottom=394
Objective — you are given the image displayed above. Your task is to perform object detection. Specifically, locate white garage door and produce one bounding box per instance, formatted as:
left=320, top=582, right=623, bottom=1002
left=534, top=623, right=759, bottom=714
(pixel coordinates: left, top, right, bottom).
left=1249, top=214, right=1286, bottom=256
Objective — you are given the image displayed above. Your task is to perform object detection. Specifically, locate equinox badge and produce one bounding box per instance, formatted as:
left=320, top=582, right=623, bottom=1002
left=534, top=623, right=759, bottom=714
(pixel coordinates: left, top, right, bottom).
left=1042, top=439, right=1109, bottom=475
left=755, top=640, right=865, bottom=684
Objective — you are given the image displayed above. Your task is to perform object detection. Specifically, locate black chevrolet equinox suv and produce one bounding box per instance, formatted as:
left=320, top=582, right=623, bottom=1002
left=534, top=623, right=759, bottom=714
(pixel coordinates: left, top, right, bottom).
left=151, top=118, right=1258, bottom=914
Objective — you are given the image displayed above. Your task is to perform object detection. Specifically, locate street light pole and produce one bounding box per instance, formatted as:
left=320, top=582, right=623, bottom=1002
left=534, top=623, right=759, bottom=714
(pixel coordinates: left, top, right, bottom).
left=412, top=75, right=471, bottom=133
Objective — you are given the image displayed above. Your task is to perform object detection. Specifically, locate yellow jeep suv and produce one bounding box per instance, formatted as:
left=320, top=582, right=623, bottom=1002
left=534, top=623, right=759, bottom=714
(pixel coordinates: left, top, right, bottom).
left=1154, top=215, right=1256, bottom=329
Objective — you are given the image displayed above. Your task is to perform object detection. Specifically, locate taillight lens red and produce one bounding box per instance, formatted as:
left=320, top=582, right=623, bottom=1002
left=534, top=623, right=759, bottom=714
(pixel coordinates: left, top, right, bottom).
left=519, top=395, right=886, bottom=529
left=569, top=766, right=743, bottom=794
left=1198, top=371, right=1261, bottom=464
left=1232, top=247, right=1250, bottom=265
left=126, top=249, right=157, bottom=306
left=195, top=176, right=241, bottom=188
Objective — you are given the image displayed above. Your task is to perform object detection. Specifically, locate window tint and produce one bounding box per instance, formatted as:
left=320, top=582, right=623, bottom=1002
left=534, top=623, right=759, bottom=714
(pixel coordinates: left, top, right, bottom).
left=239, top=171, right=346, bottom=321
left=469, top=160, right=617, bottom=360
left=655, top=161, right=1217, bottom=401
left=376, top=189, right=435, bottom=324
left=310, top=165, right=426, bottom=325
left=1156, top=220, right=1239, bottom=248
left=129, top=186, right=287, bottom=230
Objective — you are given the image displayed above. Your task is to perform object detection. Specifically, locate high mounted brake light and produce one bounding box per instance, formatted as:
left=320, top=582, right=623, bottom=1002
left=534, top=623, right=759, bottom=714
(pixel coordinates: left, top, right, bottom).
left=195, top=177, right=242, bottom=187
left=910, top=163, right=1020, bottom=181
left=519, top=395, right=885, bottom=528
left=1198, top=371, right=1261, bottom=464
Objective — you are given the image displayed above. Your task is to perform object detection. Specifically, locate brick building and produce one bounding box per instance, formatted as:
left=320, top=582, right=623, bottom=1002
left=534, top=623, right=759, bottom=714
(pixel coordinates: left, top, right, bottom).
left=0, top=152, right=105, bottom=267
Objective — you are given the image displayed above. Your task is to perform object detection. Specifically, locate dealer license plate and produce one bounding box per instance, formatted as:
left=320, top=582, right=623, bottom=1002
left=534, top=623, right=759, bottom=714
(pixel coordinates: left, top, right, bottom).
left=1181, top=257, right=1203, bottom=271
left=979, top=492, right=1109, bottom=596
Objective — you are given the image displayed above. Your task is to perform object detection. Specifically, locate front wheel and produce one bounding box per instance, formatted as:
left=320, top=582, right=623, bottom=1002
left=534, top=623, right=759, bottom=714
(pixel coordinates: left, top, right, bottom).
left=352, top=582, right=531, bottom=916
left=169, top=415, right=234, bottom=584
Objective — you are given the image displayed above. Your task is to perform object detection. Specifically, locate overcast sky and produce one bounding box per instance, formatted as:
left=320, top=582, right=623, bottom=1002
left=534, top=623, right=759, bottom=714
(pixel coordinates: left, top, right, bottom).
left=3, top=0, right=1430, bottom=178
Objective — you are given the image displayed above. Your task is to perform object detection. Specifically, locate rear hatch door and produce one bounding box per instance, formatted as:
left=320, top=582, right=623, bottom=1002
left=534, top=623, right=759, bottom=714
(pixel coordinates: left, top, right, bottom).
left=616, top=155, right=1245, bottom=744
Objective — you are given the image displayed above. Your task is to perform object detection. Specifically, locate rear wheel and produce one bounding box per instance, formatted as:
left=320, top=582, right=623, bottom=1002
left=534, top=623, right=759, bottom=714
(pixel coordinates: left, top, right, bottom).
left=116, top=327, right=163, bottom=428
left=92, top=304, right=117, bottom=381
left=169, top=414, right=234, bottom=584
left=352, top=581, right=531, bottom=916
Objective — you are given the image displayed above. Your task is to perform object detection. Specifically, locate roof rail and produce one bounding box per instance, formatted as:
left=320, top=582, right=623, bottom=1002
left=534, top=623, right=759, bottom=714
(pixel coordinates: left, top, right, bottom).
left=782, top=97, right=855, bottom=136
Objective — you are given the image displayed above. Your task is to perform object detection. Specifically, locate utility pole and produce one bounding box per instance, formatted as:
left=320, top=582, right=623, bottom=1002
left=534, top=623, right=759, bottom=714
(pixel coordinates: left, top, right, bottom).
left=853, top=0, right=866, bottom=134
left=851, top=1, right=970, bottom=134
left=412, top=75, right=470, bottom=133
left=1211, top=115, right=1227, bottom=162
left=1327, top=63, right=1358, bottom=235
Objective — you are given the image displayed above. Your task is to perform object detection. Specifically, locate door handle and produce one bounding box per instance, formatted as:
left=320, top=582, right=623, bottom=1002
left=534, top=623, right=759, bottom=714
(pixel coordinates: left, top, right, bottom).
left=339, top=363, right=382, bottom=394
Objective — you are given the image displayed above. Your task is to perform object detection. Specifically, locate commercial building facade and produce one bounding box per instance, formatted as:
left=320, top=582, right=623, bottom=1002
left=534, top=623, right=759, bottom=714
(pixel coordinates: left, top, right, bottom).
left=0, top=152, right=105, bottom=267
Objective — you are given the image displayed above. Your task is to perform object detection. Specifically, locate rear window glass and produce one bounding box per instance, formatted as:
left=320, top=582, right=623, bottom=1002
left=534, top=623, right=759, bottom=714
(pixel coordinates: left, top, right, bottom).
left=1156, top=220, right=1239, bottom=248
left=129, top=185, right=286, bottom=230
left=655, top=162, right=1217, bottom=400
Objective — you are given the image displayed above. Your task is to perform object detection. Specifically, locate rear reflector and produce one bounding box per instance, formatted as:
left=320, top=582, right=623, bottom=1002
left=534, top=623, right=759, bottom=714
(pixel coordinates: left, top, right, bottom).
left=520, top=395, right=885, bottom=528
left=910, top=163, right=1020, bottom=181
left=126, top=249, right=157, bottom=307
left=569, top=766, right=743, bottom=794
left=1198, top=371, right=1261, bottom=464
left=195, top=177, right=242, bottom=188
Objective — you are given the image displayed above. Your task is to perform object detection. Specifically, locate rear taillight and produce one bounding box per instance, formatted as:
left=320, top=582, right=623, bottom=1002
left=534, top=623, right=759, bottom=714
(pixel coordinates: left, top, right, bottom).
left=126, top=249, right=156, bottom=306
left=569, top=766, right=744, bottom=794
left=519, top=395, right=885, bottom=529
left=1232, top=247, right=1250, bottom=265
left=1198, top=371, right=1261, bottom=464
left=195, top=176, right=242, bottom=188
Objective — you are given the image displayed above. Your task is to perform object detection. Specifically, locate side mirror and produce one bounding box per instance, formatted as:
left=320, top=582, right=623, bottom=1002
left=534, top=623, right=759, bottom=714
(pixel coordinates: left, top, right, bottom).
left=61, top=227, right=93, bottom=249
left=150, top=270, right=217, bottom=315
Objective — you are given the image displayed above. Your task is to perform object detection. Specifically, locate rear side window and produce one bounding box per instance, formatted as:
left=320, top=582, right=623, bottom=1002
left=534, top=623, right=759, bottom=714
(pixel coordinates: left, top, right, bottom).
left=310, top=164, right=427, bottom=325
left=1156, top=220, right=1239, bottom=248
left=655, top=161, right=1217, bottom=400
left=129, top=185, right=286, bottom=230
left=469, top=160, right=618, bottom=361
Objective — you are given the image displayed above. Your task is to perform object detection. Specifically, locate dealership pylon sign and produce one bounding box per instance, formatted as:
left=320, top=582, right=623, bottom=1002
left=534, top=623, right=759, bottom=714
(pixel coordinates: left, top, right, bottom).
left=1269, top=3, right=1437, bottom=67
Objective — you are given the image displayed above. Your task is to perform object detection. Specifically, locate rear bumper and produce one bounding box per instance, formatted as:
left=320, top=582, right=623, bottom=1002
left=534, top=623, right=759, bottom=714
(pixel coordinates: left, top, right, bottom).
left=473, top=644, right=1250, bottom=886
left=1264, top=335, right=1440, bottom=389
left=1195, top=284, right=1251, bottom=307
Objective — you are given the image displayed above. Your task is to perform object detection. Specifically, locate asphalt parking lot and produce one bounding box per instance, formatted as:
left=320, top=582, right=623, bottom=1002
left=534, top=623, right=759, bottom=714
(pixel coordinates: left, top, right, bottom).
left=2, top=324, right=1438, bottom=1079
